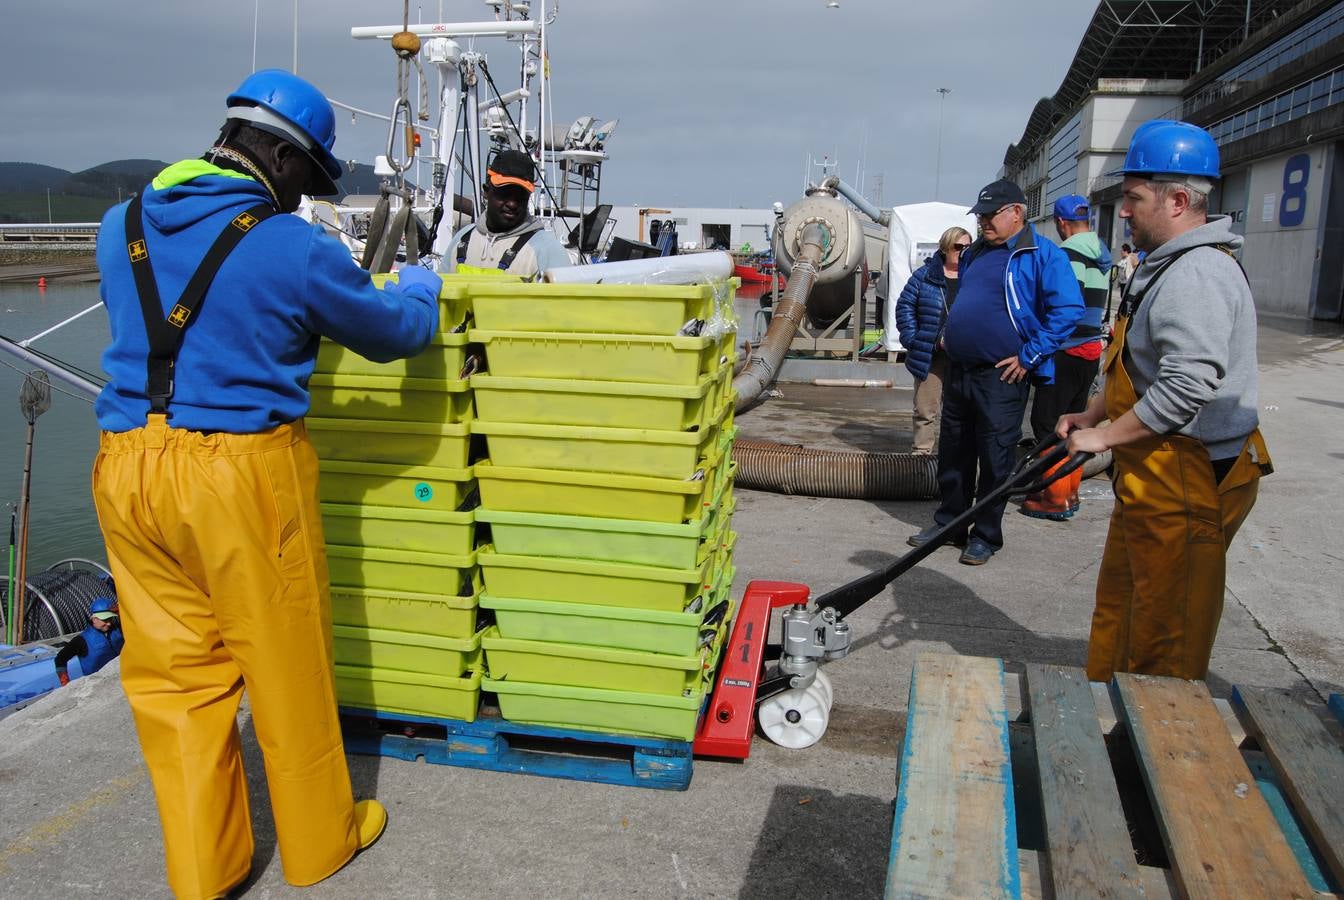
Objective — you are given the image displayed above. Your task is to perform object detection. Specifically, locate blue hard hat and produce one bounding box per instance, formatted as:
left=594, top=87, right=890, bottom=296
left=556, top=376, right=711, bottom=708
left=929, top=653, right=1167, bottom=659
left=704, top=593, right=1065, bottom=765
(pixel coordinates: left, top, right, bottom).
left=1116, top=119, right=1220, bottom=180
left=227, top=69, right=341, bottom=196
left=1052, top=194, right=1090, bottom=221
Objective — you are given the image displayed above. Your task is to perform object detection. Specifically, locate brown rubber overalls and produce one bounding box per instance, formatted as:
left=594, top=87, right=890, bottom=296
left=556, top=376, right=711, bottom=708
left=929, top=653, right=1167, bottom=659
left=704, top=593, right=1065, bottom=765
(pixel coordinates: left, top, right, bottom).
left=1086, top=306, right=1272, bottom=683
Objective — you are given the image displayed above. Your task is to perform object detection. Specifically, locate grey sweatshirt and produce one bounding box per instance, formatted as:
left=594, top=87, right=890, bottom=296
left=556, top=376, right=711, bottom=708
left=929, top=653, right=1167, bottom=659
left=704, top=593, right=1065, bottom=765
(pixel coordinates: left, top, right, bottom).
left=1123, top=215, right=1258, bottom=459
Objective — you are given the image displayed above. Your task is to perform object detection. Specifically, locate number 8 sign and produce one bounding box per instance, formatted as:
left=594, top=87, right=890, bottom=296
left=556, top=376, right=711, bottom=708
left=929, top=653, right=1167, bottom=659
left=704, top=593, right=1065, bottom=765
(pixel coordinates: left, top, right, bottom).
left=1278, top=153, right=1310, bottom=228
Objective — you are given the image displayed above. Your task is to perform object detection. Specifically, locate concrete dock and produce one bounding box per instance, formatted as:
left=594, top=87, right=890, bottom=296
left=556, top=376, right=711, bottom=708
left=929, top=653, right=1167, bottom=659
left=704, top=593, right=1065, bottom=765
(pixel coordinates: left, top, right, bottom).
left=1, top=315, right=1340, bottom=899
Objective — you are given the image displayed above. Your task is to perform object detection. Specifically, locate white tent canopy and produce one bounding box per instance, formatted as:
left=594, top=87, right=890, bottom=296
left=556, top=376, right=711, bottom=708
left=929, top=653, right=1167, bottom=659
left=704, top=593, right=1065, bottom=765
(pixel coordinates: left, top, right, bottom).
left=879, top=201, right=979, bottom=351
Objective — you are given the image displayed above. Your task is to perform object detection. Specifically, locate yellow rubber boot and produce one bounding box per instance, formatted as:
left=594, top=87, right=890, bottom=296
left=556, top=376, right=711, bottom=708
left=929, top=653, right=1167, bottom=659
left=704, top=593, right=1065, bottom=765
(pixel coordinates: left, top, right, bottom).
left=356, top=800, right=388, bottom=850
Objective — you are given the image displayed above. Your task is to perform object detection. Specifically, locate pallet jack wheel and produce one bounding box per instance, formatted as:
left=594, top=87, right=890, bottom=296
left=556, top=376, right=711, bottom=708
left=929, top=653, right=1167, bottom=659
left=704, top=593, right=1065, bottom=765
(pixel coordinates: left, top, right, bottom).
left=811, top=669, right=834, bottom=709
left=758, top=686, right=829, bottom=749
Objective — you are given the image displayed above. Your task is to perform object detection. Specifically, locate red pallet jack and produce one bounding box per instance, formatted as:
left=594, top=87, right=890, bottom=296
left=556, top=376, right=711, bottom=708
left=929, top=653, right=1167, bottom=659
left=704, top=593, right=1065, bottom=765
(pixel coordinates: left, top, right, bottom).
left=693, top=435, right=1090, bottom=758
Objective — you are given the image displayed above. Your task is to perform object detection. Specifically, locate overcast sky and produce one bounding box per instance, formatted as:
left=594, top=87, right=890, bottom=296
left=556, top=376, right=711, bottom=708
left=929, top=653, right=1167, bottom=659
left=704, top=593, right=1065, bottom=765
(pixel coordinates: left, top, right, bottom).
left=2, top=1, right=1096, bottom=210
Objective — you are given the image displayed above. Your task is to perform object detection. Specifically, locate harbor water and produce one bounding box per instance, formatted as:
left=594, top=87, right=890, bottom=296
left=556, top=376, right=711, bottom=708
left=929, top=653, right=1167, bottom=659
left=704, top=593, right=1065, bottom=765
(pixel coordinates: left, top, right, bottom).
left=0, top=282, right=108, bottom=569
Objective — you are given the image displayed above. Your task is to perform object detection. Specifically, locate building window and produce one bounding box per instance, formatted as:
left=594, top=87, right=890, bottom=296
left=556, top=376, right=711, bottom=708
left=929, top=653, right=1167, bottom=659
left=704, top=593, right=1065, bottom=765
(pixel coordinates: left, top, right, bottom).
left=1206, top=65, right=1344, bottom=146
left=1044, top=108, right=1083, bottom=208
left=1026, top=184, right=1042, bottom=220
left=1184, top=4, right=1344, bottom=118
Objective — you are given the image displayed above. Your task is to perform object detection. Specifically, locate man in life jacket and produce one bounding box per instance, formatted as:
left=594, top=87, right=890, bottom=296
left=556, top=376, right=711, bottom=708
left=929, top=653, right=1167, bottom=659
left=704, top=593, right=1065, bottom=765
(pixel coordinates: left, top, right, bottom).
left=92, top=69, right=441, bottom=898
left=54, top=595, right=125, bottom=685
left=441, top=148, right=571, bottom=279
left=1059, top=120, right=1272, bottom=682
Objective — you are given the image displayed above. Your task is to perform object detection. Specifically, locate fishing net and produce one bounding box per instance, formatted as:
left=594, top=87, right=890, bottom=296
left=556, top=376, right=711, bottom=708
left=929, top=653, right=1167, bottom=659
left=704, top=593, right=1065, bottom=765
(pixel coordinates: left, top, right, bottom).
left=19, top=370, right=52, bottom=425
left=4, top=561, right=115, bottom=643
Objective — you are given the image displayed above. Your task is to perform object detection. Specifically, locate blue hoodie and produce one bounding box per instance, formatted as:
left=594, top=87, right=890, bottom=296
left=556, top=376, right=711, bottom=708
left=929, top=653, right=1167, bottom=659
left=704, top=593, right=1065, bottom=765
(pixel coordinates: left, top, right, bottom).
left=95, top=161, right=439, bottom=433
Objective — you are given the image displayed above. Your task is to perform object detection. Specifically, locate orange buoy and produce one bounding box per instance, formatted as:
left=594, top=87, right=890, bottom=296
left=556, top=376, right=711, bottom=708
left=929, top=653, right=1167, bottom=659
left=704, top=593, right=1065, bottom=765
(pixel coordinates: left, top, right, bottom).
left=37, top=276, right=47, bottom=291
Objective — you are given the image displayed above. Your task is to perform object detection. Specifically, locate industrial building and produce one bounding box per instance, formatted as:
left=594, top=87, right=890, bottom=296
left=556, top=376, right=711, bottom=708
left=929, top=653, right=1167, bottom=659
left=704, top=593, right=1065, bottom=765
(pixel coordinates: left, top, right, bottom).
left=1002, top=0, right=1344, bottom=320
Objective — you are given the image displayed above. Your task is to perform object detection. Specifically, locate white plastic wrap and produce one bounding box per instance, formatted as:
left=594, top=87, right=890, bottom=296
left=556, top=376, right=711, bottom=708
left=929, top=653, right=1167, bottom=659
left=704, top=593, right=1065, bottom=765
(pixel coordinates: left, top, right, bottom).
left=692, top=277, right=739, bottom=342
left=541, top=251, right=734, bottom=286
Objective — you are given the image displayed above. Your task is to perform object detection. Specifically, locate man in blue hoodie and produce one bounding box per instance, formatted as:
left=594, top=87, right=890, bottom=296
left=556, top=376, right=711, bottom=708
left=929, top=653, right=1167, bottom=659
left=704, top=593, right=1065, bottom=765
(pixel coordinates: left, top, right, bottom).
left=92, top=70, right=441, bottom=899
left=908, top=179, right=1084, bottom=564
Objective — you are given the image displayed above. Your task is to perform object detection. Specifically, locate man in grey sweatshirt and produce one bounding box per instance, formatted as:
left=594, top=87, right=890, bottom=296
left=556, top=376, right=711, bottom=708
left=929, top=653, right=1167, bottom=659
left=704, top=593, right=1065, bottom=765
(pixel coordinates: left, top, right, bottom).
left=1058, top=120, right=1273, bottom=682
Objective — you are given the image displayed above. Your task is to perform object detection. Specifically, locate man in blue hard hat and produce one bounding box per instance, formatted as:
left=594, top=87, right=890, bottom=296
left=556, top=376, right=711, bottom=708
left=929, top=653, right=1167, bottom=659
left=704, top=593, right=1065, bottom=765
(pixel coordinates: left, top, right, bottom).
left=1019, top=194, right=1112, bottom=521
left=53, top=595, right=125, bottom=685
left=1058, top=120, right=1272, bottom=682
left=907, top=178, right=1085, bottom=565
left=441, top=148, right=571, bottom=279
left=92, top=69, right=441, bottom=898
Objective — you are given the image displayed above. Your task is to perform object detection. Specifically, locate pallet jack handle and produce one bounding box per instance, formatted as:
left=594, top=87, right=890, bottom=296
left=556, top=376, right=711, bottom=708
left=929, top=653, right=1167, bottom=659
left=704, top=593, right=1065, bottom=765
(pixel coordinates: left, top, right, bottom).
left=815, top=435, right=1092, bottom=620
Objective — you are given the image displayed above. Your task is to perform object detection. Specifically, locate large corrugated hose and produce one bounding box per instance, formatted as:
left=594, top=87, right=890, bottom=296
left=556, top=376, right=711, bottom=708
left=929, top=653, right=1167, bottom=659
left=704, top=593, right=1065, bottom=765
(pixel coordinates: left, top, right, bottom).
left=732, top=222, right=825, bottom=412
left=726, top=201, right=1108, bottom=501
left=733, top=438, right=938, bottom=500
left=730, top=221, right=940, bottom=500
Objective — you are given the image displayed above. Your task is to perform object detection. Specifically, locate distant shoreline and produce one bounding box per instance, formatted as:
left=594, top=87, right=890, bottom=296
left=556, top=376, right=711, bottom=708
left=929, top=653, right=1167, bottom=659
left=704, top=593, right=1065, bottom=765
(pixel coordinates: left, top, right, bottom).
left=0, top=253, right=98, bottom=284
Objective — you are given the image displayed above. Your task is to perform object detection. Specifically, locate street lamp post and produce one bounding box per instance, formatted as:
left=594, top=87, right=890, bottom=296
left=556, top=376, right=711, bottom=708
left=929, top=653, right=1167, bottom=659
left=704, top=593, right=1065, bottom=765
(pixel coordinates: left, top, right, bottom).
left=46, top=188, right=52, bottom=224
left=934, top=87, right=952, bottom=201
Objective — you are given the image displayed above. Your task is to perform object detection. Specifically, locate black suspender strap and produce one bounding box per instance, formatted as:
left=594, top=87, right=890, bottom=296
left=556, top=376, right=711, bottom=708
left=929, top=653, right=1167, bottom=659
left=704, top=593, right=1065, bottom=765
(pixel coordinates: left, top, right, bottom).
left=456, top=228, right=535, bottom=271
left=497, top=231, right=535, bottom=271
left=1117, top=243, right=1250, bottom=321
left=124, top=196, right=275, bottom=415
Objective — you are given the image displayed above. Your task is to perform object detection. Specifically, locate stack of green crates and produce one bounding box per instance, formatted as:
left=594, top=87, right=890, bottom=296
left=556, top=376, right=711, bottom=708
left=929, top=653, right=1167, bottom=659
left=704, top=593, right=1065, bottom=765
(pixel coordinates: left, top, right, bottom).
left=309, top=275, right=485, bottom=722
left=467, top=278, right=740, bottom=741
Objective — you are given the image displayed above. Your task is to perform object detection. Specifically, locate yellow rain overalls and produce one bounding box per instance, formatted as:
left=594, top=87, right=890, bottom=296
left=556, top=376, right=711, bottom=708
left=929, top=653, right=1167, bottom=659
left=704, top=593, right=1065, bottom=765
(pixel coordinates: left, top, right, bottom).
left=94, top=418, right=359, bottom=897
left=1086, top=308, right=1272, bottom=683
left=92, top=196, right=360, bottom=898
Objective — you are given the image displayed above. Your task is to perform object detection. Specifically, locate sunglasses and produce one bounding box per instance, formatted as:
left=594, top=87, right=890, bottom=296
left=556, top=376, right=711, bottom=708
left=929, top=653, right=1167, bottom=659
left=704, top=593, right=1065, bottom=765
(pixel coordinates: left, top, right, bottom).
left=951, top=242, right=972, bottom=251
left=976, top=204, right=1016, bottom=220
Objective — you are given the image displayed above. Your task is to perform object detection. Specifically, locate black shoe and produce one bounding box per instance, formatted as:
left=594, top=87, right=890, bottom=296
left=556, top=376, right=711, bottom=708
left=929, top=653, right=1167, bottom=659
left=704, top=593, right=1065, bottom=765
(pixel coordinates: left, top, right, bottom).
left=959, top=538, right=995, bottom=566
left=907, top=524, right=968, bottom=549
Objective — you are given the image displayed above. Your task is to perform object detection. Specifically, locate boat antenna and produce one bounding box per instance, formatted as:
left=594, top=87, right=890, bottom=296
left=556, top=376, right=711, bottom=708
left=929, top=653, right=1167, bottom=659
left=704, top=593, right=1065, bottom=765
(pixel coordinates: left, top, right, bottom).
left=476, top=59, right=565, bottom=220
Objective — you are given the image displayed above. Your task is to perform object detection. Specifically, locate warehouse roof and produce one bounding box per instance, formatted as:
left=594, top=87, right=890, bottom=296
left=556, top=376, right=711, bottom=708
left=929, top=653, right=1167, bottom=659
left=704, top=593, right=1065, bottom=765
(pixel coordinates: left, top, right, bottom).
left=1004, top=0, right=1289, bottom=167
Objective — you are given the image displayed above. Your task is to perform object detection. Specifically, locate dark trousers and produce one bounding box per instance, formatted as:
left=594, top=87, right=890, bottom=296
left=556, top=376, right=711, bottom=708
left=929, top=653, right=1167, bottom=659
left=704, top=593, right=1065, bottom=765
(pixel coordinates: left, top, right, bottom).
left=1030, top=350, right=1098, bottom=442
left=934, top=362, right=1030, bottom=550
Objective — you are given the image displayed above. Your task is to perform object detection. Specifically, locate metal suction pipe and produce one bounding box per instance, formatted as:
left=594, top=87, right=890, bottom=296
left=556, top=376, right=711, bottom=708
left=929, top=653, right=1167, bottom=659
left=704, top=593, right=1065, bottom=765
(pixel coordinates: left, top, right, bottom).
left=732, top=221, right=828, bottom=410
left=728, top=196, right=939, bottom=502
left=819, top=175, right=890, bottom=227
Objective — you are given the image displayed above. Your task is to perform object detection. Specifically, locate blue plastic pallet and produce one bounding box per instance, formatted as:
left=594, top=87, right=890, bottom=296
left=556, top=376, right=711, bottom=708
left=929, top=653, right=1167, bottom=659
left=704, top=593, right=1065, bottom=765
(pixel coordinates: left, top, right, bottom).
left=339, top=706, right=693, bottom=791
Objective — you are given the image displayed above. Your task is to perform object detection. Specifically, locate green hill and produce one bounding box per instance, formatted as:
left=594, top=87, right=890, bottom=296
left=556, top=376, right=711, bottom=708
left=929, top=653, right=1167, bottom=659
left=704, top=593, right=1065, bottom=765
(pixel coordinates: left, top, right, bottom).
left=0, top=162, right=70, bottom=193
left=0, top=159, right=414, bottom=223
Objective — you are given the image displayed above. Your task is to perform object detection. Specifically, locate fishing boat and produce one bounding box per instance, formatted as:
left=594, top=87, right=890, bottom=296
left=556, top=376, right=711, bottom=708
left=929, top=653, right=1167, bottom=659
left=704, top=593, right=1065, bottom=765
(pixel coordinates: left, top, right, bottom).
left=308, top=2, right=618, bottom=270
left=731, top=252, right=784, bottom=289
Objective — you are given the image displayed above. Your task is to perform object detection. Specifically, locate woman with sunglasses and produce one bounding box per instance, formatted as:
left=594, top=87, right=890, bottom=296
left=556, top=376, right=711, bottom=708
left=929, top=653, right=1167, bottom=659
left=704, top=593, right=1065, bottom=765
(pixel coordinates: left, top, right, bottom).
left=894, top=226, right=973, bottom=454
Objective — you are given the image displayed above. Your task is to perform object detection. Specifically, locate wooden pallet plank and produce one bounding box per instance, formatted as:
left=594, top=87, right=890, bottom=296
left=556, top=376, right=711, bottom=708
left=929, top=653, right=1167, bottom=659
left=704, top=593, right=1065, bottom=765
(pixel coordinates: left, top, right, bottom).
left=1003, top=673, right=1248, bottom=746
left=1026, top=664, right=1145, bottom=899
left=886, top=653, right=1019, bottom=899
left=1232, top=686, right=1344, bottom=888
left=1114, top=674, right=1314, bottom=900
left=339, top=707, right=693, bottom=791
left=1019, top=850, right=1177, bottom=900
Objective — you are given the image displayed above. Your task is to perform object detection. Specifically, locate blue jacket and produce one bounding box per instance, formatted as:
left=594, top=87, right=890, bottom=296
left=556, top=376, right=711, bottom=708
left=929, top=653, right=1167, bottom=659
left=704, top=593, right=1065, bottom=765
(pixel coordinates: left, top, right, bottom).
left=95, top=161, right=440, bottom=433
left=79, top=623, right=124, bottom=675
left=956, top=224, right=1084, bottom=384
left=894, top=253, right=950, bottom=381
